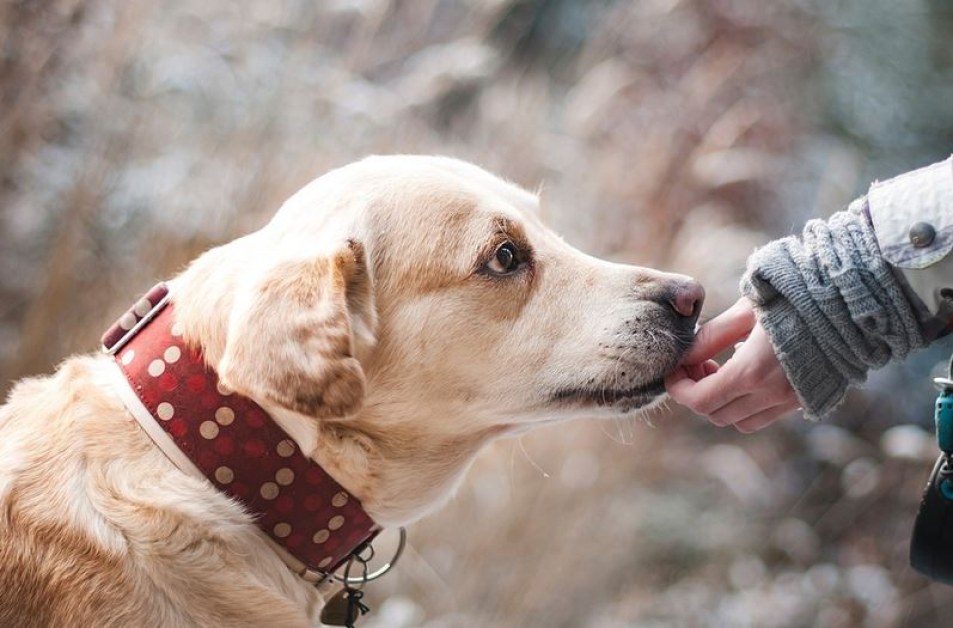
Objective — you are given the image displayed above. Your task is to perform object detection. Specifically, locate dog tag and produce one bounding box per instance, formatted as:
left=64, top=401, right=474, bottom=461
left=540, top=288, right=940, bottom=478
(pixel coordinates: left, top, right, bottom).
left=320, top=587, right=371, bottom=627
left=320, top=588, right=357, bottom=626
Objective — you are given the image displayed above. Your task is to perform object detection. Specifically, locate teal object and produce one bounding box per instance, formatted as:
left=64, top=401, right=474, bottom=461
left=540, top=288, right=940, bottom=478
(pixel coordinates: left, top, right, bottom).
left=936, top=388, right=953, bottom=454
left=941, top=477, right=953, bottom=501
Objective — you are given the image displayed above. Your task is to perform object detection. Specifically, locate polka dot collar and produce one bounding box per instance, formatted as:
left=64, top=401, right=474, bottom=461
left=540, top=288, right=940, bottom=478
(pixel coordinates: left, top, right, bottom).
left=103, top=283, right=380, bottom=579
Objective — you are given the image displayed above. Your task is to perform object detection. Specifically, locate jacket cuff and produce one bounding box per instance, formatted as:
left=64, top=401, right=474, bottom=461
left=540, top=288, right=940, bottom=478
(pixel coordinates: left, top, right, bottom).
left=867, top=155, right=953, bottom=331
left=869, top=155, right=953, bottom=270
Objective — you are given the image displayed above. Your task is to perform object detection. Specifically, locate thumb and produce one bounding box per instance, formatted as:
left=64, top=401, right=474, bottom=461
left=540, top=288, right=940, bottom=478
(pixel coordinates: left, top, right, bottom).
left=682, top=297, right=756, bottom=364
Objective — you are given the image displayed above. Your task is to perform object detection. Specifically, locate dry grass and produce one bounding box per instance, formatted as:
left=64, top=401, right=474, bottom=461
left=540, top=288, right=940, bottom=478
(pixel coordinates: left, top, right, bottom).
left=2, top=1, right=952, bottom=626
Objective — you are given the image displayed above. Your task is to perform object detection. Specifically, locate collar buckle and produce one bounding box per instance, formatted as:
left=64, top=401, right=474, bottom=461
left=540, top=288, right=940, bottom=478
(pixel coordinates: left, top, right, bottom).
left=101, top=283, right=172, bottom=355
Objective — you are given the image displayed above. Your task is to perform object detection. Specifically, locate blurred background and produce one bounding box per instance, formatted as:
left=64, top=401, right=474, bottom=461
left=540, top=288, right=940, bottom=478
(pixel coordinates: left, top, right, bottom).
left=2, top=0, right=953, bottom=625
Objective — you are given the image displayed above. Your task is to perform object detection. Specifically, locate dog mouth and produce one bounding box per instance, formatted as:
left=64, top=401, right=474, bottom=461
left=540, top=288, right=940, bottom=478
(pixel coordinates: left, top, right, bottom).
left=550, top=378, right=666, bottom=410
left=548, top=319, right=696, bottom=412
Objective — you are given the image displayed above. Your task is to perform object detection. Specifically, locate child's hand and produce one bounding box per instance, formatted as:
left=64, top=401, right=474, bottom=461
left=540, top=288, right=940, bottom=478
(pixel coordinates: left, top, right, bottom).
left=665, top=298, right=800, bottom=432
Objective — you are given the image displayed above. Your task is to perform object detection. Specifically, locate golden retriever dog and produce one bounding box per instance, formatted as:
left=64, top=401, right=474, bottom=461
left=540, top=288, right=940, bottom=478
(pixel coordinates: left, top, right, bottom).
left=0, top=155, right=702, bottom=626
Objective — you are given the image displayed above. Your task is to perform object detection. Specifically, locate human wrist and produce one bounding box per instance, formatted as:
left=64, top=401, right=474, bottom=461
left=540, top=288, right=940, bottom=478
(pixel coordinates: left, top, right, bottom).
left=740, top=207, right=927, bottom=419
left=745, top=294, right=846, bottom=419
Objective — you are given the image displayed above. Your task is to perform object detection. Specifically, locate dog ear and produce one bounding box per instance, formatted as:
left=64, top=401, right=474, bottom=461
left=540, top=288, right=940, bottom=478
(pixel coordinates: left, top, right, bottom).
left=217, top=240, right=377, bottom=419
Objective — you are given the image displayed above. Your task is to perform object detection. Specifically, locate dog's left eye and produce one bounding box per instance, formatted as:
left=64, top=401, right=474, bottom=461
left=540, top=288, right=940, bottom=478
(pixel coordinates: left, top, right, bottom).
left=485, top=242, right=522, bottom=275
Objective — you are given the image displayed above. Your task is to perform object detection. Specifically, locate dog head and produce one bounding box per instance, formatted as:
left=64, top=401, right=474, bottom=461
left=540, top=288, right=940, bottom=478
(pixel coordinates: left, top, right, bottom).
left=184, top=156, right=701, bottom=419
left=173, top=155, right=702, bottom=520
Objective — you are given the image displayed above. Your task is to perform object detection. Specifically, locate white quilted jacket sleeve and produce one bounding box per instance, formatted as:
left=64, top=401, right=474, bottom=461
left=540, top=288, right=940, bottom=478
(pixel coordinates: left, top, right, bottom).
left=868, top=155, right=953, bottom=321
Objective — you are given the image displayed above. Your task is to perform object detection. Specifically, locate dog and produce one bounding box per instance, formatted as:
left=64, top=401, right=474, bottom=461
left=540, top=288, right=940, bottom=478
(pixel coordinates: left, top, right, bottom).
left=0, top=155, right=703, bottom=626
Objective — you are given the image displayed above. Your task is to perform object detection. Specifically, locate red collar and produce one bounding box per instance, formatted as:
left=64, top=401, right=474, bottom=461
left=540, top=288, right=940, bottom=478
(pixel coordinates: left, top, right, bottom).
left=102, top=283, right=380, bottom=579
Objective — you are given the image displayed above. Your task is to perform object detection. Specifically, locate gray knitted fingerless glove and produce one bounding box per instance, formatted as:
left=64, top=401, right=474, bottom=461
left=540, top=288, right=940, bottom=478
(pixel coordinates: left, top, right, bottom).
left=740, top=200, right=928, bottom=419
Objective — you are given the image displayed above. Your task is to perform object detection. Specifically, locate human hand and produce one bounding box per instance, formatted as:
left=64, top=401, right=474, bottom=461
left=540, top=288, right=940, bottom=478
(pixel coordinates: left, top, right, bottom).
left=664, top=297, right=800, bottom=432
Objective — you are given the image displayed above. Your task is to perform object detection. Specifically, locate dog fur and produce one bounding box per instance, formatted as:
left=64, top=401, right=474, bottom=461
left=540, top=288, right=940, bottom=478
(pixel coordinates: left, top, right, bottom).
left=0, top=156, right=701, bottom=626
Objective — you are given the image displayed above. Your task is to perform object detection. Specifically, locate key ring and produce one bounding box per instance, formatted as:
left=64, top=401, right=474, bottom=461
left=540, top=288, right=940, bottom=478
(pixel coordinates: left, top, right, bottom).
left=330, top=527, right=407, bottom=585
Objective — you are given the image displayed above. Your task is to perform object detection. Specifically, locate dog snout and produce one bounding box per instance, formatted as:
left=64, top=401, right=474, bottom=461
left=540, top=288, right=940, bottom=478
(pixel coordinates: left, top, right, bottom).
left=669, top=278, right=704, bottom=320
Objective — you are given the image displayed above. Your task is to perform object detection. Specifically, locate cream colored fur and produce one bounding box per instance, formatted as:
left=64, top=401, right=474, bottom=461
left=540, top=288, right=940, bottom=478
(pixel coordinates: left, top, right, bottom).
left=0, top=155, right=700, bottom=626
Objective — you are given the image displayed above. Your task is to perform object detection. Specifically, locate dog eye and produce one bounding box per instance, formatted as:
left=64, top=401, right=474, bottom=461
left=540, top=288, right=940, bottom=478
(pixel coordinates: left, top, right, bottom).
left=486, top=242, right=521, bottom=275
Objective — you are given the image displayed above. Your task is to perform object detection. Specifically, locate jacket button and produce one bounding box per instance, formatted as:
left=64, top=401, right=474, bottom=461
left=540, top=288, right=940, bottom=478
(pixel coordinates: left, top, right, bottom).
left=909, top=222, right=936, bottom=248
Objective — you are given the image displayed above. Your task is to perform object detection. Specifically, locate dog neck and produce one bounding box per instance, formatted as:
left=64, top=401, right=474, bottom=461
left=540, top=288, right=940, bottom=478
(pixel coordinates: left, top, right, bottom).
left=246, top=384, right=512, bottom=527
left=301, top=408, right=512, bottom=527
left=167, top=260, right=517, bottom=528
left=102, top=284, right=381, bottom=581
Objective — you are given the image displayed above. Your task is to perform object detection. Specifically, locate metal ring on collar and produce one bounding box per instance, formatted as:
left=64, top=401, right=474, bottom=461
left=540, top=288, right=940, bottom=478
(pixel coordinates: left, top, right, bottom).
left=332, top=527, right=407, bottom=585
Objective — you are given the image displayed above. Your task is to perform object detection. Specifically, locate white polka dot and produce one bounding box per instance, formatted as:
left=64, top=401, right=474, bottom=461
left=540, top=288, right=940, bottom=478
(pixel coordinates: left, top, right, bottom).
left=215, top=406, right=235, bottom=426
left=156, top=402, right=174, bottom=421
left=260, top=482, right=279, bottom=500
left=317, top=557, right=333, bottom=569
left=312, top=529, right=330, bottom=544
left=163, top=346, right=181, bottom=363
left=170, top=322, right=184, bottom=337
left=147, top=359, right=165, bottom=377
left=331, top=492, right=348, bottom=508
left=328, top=515, right=345, bottom=531
left=214, top=466, right=234, bottom=484
left=273, top=522, right=292, bottom=538
left=121, top=350, right=136, bottom=365
left=275, top=468, right=294, bottom=486
left=133, top=298, right=152, bottom=317
left=119, top=312, right=137, bottom=331
left=199, top=421, right=219, bottom=440
left=276, top=440, right=296, bottom=457
left=216, top=381, right=234, bottom=396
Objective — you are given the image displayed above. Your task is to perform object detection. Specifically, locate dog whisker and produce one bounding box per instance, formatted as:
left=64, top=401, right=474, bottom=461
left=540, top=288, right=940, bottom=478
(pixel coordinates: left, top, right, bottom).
left=517, top=436, right=550, bottom=479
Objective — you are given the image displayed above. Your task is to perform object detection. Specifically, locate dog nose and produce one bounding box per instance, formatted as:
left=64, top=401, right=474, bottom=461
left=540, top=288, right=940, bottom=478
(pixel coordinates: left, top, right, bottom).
left=669, top=279, right=705, bottom=319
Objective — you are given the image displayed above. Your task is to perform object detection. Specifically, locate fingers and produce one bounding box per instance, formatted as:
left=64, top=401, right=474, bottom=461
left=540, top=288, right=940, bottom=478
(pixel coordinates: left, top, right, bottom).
left=732, top=402, right=800, bottom=433
left=708, top=390, right=798, bottom=429
left=708, top=393, right=771, bottom=427
left=682, top=297, right=756, bottom=364
left=684, top=360, right=719, bottom=382
left=666, top=315, right=801, bottom=432
left=664, top=361, right=720, bottom=392
left=665, top=360, right=744, bottom=414
left=670, top=364, right=798, bottom=431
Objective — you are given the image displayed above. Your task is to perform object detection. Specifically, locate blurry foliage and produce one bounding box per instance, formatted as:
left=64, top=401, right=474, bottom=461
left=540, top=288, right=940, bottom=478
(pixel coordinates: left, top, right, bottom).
left=2, top=0, right=953, bottom=626
left=814, top=0, right=953, bottom=174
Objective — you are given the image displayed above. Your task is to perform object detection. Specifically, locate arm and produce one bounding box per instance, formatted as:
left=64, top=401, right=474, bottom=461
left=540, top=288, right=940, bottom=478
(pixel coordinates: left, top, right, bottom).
left=667, top=155, right=953, bottom=430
